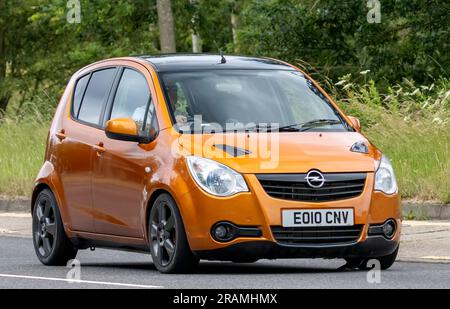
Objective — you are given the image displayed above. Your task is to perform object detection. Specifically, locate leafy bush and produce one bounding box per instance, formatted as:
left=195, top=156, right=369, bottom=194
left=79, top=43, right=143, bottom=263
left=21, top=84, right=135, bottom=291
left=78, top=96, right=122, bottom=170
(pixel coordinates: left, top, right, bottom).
left=332, top=75, right=450, bottom=203
left=237, top=0, right=450, bottom=84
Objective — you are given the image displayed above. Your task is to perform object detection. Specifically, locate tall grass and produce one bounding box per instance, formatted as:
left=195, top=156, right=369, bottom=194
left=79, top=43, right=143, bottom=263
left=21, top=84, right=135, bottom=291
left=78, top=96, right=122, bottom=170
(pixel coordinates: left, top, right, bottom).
left=336, top=76, right=450, bottom=203
left=0, top=119, right=48, bottom=197
left=369, top=118, right=450, bottom=203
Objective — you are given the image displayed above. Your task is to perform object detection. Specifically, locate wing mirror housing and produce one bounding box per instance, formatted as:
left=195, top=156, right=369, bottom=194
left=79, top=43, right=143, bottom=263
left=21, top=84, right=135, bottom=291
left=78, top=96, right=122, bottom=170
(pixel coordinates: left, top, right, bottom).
left=106, top=118, right=156, bottom=144
left=348, top=116, right=361, bottom=132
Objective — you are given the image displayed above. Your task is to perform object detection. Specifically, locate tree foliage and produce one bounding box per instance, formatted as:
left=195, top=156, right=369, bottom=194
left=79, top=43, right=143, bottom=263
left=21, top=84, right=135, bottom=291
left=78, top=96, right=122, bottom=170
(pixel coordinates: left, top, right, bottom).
left=237, top=0, right=450, bottom=85
left=0, top=0, right=448, bottom=118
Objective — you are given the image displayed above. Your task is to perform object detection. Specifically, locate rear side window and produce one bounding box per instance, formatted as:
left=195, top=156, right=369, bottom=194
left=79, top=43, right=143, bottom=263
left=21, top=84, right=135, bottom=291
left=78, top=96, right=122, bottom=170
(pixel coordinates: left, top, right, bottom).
left=110, top=69, right=151, bottom=131
left=77, top=68, right=116, bottom=125
left=72, top=74, right=89, bottom=117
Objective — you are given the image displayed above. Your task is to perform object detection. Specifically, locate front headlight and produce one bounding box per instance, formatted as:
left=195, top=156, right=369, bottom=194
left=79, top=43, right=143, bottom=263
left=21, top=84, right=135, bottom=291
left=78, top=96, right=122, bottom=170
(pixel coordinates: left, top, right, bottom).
left=374, top=155, right=398, bottom=195
left=186, top=156, right=249, bottom=197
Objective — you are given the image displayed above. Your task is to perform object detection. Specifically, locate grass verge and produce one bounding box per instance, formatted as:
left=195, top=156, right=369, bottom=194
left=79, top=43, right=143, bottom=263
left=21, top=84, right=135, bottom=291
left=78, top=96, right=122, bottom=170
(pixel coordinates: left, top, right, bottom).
left=366, top=116, right=450, bottom=203
left=0, top=121, right=48, bottom=197
left=0, top=76, right=449, bottom=202
left=0, top=117, right=448, bottom=202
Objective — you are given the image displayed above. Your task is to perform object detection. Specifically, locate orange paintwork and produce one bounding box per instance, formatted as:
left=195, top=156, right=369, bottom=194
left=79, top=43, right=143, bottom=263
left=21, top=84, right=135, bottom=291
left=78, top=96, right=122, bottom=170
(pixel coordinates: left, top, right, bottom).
left=106, top=118, right=139, bottom=136
left=33, top=57, right=401, bottom=252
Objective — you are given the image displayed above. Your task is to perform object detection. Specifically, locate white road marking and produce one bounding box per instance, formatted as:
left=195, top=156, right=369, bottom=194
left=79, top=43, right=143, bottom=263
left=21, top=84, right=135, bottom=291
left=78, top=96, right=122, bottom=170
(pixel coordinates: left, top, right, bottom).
left=0, top=213, right=31, bottom=218
left=403, top=220, right=450, bottom=227
left=0, top=274, right=163, bottom=289
left=421, top=256, right=450, bottom=261
left=0, top=229, right=30, bottom=236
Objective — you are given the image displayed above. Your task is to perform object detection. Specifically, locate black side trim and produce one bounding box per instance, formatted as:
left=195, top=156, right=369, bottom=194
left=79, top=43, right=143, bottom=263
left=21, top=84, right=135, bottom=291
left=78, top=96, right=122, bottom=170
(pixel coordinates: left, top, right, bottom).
left=105, top=130, right=153, bottom=144
left=71, top=237, right=149, bottom=253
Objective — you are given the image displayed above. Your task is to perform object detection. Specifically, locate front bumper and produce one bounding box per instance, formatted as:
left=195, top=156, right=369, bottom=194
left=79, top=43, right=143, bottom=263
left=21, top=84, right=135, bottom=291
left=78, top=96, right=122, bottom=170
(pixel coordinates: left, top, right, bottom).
left=177, top=171, right=401, bottom=252
left=194, top=236, right=399, bottom=261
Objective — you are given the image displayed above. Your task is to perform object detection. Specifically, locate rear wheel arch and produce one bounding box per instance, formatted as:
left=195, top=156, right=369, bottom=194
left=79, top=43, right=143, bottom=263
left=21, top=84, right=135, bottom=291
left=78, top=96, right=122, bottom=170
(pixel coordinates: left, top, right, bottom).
left=31, top=183, right=52, bottom=214
left=32, top=182, right=69, bottom=229
left=32, top=188, right=78, bottom=265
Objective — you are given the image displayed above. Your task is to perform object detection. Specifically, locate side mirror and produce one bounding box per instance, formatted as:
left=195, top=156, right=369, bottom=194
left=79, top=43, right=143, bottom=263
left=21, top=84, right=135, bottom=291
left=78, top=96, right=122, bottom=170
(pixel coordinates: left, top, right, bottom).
left=105, top=118, right=156, bottom=144
left=348, top=116, right=361, bottom=132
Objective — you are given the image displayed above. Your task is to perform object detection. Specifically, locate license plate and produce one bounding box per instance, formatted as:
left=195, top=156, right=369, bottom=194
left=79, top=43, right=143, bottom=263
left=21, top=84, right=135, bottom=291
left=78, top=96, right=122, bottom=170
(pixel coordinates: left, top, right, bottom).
left=282, top=209, right=354, bottom=227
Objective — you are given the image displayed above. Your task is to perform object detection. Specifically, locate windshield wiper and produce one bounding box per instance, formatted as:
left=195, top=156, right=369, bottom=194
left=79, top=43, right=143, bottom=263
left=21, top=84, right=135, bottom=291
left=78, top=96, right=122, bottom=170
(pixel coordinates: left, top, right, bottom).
left=277, top=119, right=342, bottom=132
left=223, top=124, right=277, bottom=133
left=181, top=119, right=342, bottom=133
left=223, top=120, right=341, bottom=133
left=300, top=119, right=341, bottom=131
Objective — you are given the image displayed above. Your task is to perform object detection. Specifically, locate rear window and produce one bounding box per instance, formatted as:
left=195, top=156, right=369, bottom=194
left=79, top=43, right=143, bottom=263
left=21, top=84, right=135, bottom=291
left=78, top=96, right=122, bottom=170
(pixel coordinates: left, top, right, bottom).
left=76, top=68, right=116, bottom=125
left=72, top=74, right=89, bottom=117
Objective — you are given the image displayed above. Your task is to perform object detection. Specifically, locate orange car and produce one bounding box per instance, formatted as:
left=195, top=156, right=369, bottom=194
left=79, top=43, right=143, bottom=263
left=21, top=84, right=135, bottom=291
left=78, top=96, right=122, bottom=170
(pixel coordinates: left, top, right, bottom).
left=32, top=55, right=401, bottom=273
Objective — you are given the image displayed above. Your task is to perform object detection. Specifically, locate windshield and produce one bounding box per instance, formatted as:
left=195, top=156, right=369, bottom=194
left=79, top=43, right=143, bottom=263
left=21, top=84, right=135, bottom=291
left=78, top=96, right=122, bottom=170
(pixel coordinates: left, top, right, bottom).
left=161, top=70, right=351, bottom=133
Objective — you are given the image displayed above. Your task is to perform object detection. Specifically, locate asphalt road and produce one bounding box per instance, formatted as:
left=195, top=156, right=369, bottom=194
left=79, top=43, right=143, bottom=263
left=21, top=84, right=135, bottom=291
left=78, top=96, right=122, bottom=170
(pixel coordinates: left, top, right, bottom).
left=0, top=235, right=449, bottom=289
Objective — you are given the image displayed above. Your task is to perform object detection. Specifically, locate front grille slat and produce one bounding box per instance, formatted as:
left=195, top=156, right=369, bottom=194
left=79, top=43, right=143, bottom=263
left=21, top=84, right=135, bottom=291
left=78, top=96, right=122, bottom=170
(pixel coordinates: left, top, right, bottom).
left=274, top=236, right=358, bottom=240
left=257, top=173, right=367, bottom=202
left=262, top=183, right=364, bottom=191
left=271, top=225, right=363, bottom=245
left=266, top=189, right=364, bottom=197
left=275, top=229, right=359, bottom=234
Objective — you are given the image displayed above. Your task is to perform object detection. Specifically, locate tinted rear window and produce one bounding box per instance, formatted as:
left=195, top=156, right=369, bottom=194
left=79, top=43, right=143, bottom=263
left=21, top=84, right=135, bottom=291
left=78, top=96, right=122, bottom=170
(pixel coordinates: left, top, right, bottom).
left=77, top=68, right=116, bottom=125
left=72, top=74, right=90, bottom=117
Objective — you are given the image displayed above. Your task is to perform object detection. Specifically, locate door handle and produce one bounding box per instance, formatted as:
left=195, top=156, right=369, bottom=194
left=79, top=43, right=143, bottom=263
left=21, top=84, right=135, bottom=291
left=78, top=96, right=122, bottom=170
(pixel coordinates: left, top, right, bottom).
left=55, top=129, right=66, bottom=141
left=93, top=142, right=106, bottom=156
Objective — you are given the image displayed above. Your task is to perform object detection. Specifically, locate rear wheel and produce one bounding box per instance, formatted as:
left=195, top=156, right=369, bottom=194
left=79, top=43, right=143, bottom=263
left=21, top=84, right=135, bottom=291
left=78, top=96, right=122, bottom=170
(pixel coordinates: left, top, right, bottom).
left=345, top=246, right=399, bottom=270
left=32, top=189, right=78, bottom=266
left=149, top=194, right=199, bottom=274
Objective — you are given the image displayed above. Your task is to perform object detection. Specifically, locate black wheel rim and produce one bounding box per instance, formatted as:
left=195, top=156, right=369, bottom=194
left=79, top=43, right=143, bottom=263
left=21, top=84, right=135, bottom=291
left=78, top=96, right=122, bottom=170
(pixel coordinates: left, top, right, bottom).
left=33, top=196, right=56, bottom=257
left=150, top=202, right=176, bottom=267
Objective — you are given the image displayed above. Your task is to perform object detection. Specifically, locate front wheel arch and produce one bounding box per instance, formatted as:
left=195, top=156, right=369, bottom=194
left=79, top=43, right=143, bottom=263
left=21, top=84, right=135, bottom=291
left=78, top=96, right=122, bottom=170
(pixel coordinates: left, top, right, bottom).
left=148, top=192, right=199, bottom=273
left=145, top=189, right=174, bottom=242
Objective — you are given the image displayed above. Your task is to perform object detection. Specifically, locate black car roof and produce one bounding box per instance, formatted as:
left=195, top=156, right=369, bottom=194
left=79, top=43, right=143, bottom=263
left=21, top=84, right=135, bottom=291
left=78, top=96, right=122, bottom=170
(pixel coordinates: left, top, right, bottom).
left=138, top=54, right=294, bottom=72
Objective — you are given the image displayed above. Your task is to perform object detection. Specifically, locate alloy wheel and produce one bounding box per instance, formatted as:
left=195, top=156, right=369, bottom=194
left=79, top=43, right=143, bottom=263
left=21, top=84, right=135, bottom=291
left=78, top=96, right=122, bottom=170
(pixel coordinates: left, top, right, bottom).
left=150, top=202, right=177, bottom=267
left=33, top=196, right=57, bottom=257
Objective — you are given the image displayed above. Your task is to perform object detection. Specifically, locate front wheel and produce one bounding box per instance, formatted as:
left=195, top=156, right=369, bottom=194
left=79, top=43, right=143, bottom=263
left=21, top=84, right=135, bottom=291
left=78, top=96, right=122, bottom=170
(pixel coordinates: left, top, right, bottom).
left=149, top=194, right=199, bottom=274
left=345, top=246, right=399, bottom=270
left=32, top=189, right=78, bottom=266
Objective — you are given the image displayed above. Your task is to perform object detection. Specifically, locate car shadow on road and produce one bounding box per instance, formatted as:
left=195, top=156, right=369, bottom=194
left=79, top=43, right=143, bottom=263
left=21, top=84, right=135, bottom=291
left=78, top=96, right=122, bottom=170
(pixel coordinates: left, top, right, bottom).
left=78, top=260, right=363, bottom=275
left=194, top=261, right=362, bottom=275
left=78, top=261, right=157, bottom=271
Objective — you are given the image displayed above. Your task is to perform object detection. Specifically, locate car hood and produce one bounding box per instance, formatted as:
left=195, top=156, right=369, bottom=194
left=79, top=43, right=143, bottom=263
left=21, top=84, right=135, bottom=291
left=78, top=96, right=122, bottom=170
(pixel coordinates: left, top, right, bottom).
left=178, top=132, right=380, bottom=174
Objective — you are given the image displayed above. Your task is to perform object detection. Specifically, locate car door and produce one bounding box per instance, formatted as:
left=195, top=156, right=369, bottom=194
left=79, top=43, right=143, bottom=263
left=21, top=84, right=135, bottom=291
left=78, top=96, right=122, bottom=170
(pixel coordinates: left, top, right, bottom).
left=57, top=67, right=118, bottom=232
left=91, top=65, right=158, bottom=238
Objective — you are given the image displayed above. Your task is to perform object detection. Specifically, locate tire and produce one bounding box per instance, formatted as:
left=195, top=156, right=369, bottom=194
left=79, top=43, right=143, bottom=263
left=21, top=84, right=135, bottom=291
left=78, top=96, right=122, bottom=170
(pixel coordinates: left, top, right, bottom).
left=32, top=189, right=78, bottom=266
left=345, top=246, right=399, bottom=270
left=149, top=194, right=199, bottom=274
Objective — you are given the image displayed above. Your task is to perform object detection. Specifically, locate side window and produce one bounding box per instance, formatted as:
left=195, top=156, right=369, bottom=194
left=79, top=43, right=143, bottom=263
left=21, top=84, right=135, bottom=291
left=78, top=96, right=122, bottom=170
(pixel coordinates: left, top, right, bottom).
left=77, top=68, right=116, bottom=125
left=110, top=68, right=152, bottom=131
left=72, top=74, right=90, bottom=117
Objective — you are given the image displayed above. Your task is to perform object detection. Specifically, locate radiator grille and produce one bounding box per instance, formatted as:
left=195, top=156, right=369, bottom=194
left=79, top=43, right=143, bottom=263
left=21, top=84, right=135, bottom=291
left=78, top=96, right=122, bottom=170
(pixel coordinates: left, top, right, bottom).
left=257, top=173, right=366, bottom=202
left=271, top=225, right=363, bottom=245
